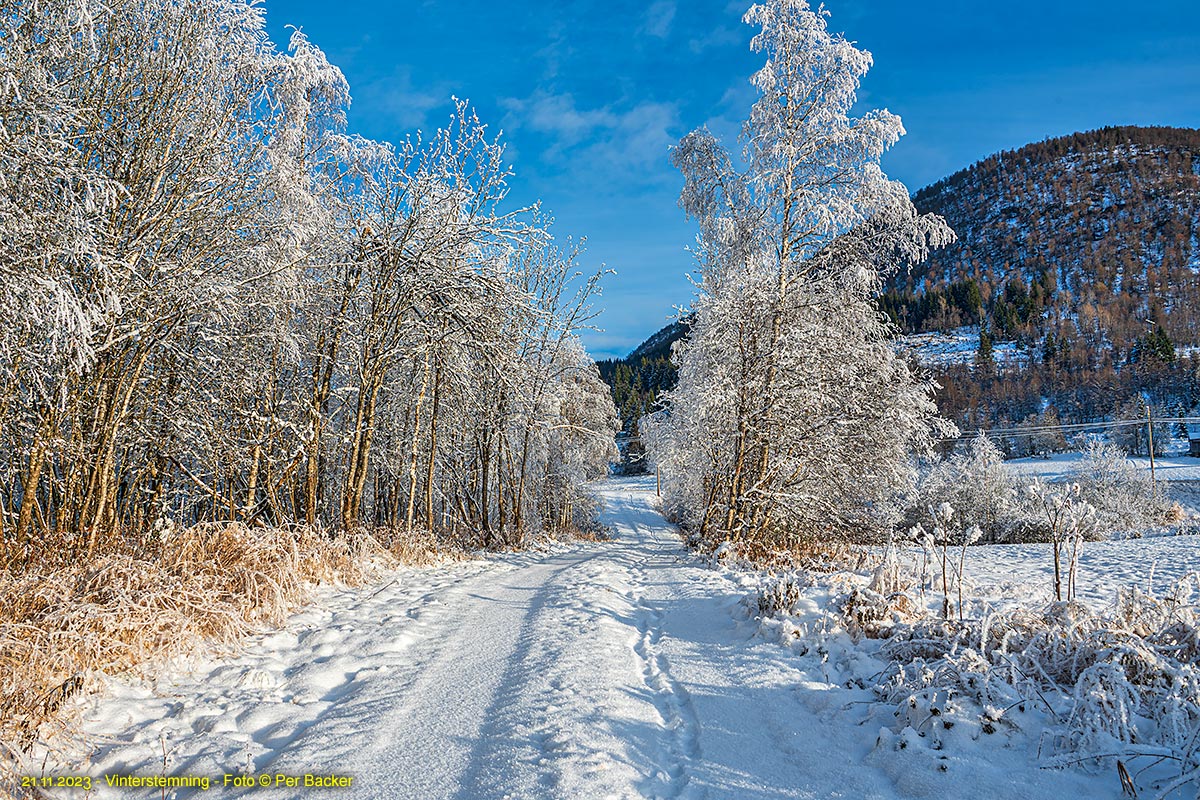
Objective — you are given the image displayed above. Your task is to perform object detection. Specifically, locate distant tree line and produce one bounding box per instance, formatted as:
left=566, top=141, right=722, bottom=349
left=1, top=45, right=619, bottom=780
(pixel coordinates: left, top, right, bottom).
left=931, top=340, right=1198, bottom=457
left=595, top=356, right=678, bottom=433
left=595, top=323, right=687, bottom=474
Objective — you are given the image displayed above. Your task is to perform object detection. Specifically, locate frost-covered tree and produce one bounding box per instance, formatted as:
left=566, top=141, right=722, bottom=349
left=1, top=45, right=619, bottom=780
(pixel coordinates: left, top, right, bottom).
left=651, top=0, right=953, bottom=550
left=913, top=434, right=1023, bottom=543
left=1071, top=438, right=1171, bottom=533
left=0, top=0, right=614, bottom=566
left=0, top=0, right=292, bottom=556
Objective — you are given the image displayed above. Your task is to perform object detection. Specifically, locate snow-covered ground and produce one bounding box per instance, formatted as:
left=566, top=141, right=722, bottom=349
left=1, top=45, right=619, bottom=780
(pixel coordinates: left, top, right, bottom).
left=897, top=327, right=1026, bottom=369
left=919, top=535, right=1200, bottom=611
left=1005, top=452, right=1200, bottom=515
left=28, top=478, right=1200, bottom=799
left=1005, top=452, right=1200, bottom=483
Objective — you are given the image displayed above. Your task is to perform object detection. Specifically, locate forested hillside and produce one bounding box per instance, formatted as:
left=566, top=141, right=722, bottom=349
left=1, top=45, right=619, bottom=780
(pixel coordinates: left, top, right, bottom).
left=883, top=126, right=1200, bottom=344
left=595, top=319, right=689, bottom=432
left=879, top=126, right=1200, bottom=430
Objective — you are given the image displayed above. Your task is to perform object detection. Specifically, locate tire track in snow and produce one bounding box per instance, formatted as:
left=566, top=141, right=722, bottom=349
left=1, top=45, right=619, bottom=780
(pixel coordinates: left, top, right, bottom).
left=628, top=567, right=705, bottom=799
left=447, top=550, right=609, bottom=800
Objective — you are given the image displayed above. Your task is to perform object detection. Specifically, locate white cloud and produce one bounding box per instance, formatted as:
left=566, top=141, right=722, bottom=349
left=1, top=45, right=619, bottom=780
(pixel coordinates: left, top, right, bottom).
left=687, top=23, right=743, bottom=54
left=354, top=67, right=453, bottom=133
left=506, top=92, right=618, bottom=144
left=501, top=90, right=681, bottom=179
left=642, top=0, right=676, bottom=39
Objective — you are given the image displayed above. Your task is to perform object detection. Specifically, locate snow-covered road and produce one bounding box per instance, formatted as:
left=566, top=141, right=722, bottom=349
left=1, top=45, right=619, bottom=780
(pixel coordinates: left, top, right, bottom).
left=49, top=477, right=1105, bottom=799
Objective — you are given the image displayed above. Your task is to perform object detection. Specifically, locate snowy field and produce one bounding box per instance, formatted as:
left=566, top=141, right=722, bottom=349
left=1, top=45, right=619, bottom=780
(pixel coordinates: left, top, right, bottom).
left=886, top=534, right=1200, bottom=611
left=1005, top=452, right=1200, bottom=516
left=897, top=327, right=1026, bottom=368
left=25, top=478, right=1200, bottom=799
left=1006, top=452, right=1200, bottom=484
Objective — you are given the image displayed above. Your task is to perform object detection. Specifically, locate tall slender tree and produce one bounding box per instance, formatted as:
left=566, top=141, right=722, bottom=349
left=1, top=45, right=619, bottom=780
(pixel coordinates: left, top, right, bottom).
left=650, top=0, right=954, bottom=548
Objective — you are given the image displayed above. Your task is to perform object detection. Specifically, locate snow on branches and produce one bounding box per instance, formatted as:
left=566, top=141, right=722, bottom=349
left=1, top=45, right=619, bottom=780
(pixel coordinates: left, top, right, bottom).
left=0, top=0, right=616, bottom=565
left=652, top=0, right=954, bottom=552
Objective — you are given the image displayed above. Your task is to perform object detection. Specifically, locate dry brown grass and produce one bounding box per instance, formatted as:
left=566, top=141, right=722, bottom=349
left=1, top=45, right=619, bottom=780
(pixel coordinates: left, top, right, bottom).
left=0, top=522, right=409, bottom=792
left=708, top=534, right=867, bottom=574
left=546, top=522, right=613, bottom=543
left=369, top=526, right=476, bottom=565
left=565, top=528, right=613, bottom=542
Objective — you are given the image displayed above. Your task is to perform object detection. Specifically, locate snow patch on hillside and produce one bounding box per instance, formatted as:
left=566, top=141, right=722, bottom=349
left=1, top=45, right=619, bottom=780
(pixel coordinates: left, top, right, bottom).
left=897, top=326, right=1026, bottom=369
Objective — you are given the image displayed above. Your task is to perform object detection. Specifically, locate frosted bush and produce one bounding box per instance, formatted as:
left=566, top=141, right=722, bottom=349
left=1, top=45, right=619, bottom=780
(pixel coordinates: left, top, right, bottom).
left=868, top=535, right=908, bottom=596
left=1071, top=438, right=1174, bottom=534
left=840, top=586, right=924, bottom=640
left=756, top=574, right=810, bottom=617
left=862, top=577, right=1200, bottom=799
left=910, top=435, right=1024, bottom=543
left=910, top=435, right=1174, bottom=545
left=909, top=504, right=983, bottom=621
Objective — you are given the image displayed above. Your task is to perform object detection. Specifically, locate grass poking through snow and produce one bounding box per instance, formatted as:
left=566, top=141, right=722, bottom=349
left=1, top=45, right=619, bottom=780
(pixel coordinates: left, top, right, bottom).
left=0, top=522, right=467, bottom=794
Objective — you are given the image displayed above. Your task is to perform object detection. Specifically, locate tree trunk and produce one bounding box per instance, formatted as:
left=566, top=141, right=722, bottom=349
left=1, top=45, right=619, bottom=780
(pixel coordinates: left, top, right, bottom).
left=405, top=350, right=432, bottom=533
left=343, top=371, right=384, bottom=531
left=424, top=360, right=442, bottom=534
left=15, top=427, right=49, bottom=557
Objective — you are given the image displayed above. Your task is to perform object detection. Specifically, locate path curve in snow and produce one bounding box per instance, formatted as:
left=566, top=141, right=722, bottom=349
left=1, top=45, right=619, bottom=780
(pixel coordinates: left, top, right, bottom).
left=47, top=477, right=1104, bottom=800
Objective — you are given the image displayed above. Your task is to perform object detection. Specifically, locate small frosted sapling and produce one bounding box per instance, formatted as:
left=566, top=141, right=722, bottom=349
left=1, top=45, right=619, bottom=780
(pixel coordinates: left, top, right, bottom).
left=957, top=524, right=982, bottom=621
left=930, top=502, right=956, bottom=619
left=908, top=523, right=935, bottom=602
left=1025, top=480, right=1098, bottom=602
left=922, top=504, right=982, bottom=620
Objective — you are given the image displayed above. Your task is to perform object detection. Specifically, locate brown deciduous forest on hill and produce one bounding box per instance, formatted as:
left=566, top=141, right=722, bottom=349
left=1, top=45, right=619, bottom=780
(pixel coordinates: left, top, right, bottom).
left=606, top=127, right=1200, bottom=441
left=878, top=126, right=1200, bottom=434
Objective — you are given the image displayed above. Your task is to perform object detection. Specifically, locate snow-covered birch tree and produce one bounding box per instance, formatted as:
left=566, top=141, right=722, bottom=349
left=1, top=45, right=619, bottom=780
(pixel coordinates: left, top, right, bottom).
left=0, top=0, right=615, bottom=567
left=651, top=0, right=954, bottom=550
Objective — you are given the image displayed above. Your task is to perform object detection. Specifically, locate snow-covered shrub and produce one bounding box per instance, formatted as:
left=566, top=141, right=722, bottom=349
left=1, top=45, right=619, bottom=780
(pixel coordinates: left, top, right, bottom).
left=1070, top=438, right=1175, bottom=534
left=1004, top=408, right=1069, bottom=458
left=840, top=586, right=924, bottom=640
left=907, top=504, right=983, bottom=621
left=867, top=578, right=1200, bottom=798
left=910, top=435, right=1024, bottom=544
left=869, top=537, right=909, bottom=596
left=756, top=574, right=810, bottom=618
left=1025, top=480, right=1098, bottom=602
left=914, top=438, right=1168, bottom=547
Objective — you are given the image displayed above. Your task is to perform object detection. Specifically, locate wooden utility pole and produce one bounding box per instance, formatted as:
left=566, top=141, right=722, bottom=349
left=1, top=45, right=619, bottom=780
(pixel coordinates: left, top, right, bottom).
left=1146, top=404, right=1157, bottom=495
left=656, top=462, right=661, bottom=498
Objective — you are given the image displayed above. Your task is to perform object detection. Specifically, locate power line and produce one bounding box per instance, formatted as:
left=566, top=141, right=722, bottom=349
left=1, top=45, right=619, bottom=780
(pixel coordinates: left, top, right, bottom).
left=939, top=416, right=1200, bottom=442
left=616, top=417, right=1200, bottom=445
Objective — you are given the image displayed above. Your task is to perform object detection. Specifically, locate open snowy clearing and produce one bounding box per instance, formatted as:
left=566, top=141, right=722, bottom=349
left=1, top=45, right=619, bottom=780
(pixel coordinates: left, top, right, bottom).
left=898, top=326, right=1026, bottom=369
left=1006, top=453, right=1200, bottom=484
left=1002, top=453, right=1200, bottom=515
left=957, top=535, right=1200, bottom=609
left=32, top=477, right=1195, bottom=799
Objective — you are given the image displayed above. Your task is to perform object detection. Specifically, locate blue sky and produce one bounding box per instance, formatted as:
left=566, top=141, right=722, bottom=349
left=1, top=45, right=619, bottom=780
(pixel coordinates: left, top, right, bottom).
left=264, top=0, right=1200, bottom=360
